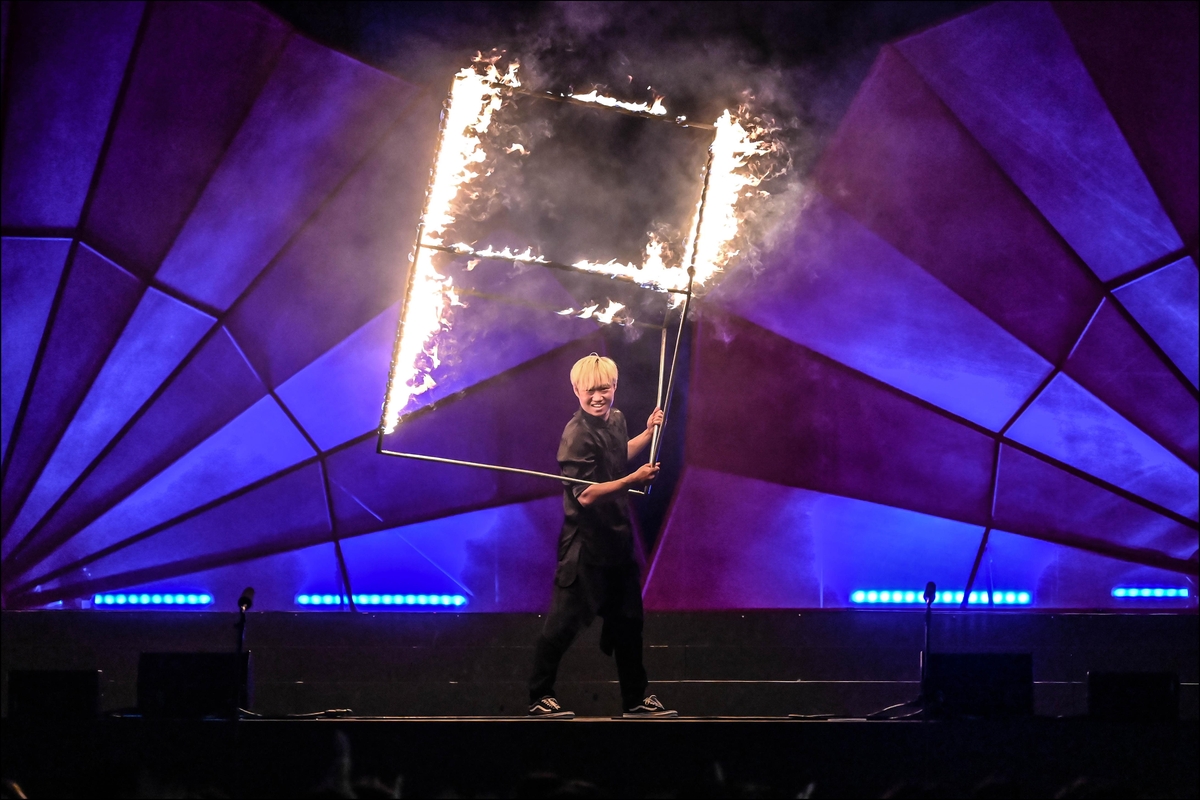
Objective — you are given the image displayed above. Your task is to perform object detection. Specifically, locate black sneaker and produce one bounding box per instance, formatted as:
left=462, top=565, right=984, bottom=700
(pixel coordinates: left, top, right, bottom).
left=528, top=696, right=575, bottom=718
left=623, top=695, right=678, bottom=718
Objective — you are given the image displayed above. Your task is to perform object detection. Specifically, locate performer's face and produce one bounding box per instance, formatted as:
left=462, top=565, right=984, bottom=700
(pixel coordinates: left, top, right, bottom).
left=575, top=381, right=616, bottom=419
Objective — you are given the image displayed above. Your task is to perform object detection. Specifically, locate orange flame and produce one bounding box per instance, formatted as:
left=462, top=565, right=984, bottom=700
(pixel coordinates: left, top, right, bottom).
left=385, top=61, right=777, bottom=434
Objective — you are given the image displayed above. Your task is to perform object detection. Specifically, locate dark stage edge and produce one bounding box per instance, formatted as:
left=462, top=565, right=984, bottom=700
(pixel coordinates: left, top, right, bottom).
left=3, top=610, right=1197, bottom=719
left=3, top=716, right=1198, bottom=798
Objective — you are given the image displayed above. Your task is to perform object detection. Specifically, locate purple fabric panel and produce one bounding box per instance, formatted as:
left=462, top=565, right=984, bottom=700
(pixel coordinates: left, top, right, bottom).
left=341, top=528, right=472, bottom=601
left=687, top=313, right=995, bottom=525
left=815, top=46, right=1102, bottom=365
left=643, top=468, right=983, bottom=610
left=38, top=464, right=332, bottom=594
left=897, top=2, right=1180, bottom=281
left=5, top=288, right=213, bottom=552
left=22, top=395, right=316, bottom=587
left=408, top=280, right=602, bottom=414
left=329, top=439, right=500, bottom=541
left=712, top=194, right=1052, bottom=431
left=224, top=99, right=439, bottom=387
left=0, top=1, right=142, bottom=228
left=46, top=541, right=342, bottom=612
left=993, top=445, right=1197, bottom=561
left=10, top=327, right=267, bottom=572
left=1065, top=299, right=1198, bottom=467
left=0, top=244, right=143, bottom=535
left=1054, top=1, right=1199, bottom=246
left=338, top=496, right=561, bottom=611
left=83, top=1, right=289, bottom=276
left=405, top=330, right=604, bottom=493
left=1, top=238, right=70, bottom=460
left=986, top=529, right=1195, bottom=609
left=337, top=336, right=601, bottom=536
left=1006, top=373, right=1198, bottom=519
left=1113, top=258, right=1199, bottom=389
left=155, top=37, right=421, bottom=310
left=275, top=304, right=399, bottom=450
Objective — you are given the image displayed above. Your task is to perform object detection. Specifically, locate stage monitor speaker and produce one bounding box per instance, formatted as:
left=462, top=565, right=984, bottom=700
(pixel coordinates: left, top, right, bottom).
left=1088, top=671, right=1179, bottom=721
left=6, top=670, right=101, bottom=720
left=137, top=652, right=250, bottom=719
left=927, top=653, right=1033, bottom=718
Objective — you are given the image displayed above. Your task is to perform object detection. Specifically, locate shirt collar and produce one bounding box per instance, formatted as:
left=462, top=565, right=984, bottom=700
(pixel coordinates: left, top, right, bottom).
left=578, top=408, right=612, bottom=428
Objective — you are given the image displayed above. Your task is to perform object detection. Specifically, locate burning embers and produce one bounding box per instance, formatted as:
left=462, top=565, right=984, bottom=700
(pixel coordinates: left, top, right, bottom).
left=381, top=58, right=780, bottom=434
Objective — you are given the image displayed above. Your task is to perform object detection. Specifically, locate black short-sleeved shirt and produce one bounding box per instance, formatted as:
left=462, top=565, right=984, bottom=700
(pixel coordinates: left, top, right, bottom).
left=557, top=408, right=634, bottom=569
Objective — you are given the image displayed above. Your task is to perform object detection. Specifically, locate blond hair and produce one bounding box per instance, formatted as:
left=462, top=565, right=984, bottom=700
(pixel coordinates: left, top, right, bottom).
left=570, top=353, right=618, bottom=391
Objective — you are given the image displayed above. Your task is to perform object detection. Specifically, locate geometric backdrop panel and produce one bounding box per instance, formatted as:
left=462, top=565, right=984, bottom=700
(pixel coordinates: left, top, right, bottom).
left=2, top=1, right=1195, bottom=610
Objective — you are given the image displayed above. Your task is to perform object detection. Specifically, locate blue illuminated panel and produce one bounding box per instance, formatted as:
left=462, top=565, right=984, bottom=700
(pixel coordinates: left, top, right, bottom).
left=1006, top=373, right=1199, bottom=518
left=1111, top=587, right=1190, bottom=599
left=1113, top=257, right=1200, bottom=388
left=715, top=194, right=1053, bottom=431
left=296, top=593, right=466, bottom=607
left=850, top=590, right=1031, bottom=605
left=93, top=592, right=212, bottom=607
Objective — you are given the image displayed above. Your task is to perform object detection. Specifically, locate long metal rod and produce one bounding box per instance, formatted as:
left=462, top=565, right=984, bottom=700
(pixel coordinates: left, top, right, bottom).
left=456, top=287, right=666, bottom=332
left=660, top=278, right=693, bottom=433
left=496, top=84, right=717, bottom=130
left=655, top=144, right=715, bottom=454
left=648, top=323, right=668, bottom=464
left=379, top=449, right=645, bottom=495
left=420, top=242, right=689, bottom=294
left=378, top=82, right=458, bottom=449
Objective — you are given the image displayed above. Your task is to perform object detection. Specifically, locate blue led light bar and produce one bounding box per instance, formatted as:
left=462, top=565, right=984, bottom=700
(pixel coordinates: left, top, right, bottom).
left=295, top=593, right=467, bottom=607
left=850, top=590, right=1031, bottom=605
left=93, top=592, right=213, bottom=607
left=1111, top=587, right=1190, bottom=599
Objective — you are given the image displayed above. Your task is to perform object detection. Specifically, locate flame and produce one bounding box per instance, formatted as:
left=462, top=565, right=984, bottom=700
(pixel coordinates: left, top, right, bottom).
left=569, top=90, right=667, bottom=116
left=556, top=300, right=629, bottom=325
left=593, top=300, right=627, bottom=324
left=467, top=244, right=548, bottom=263
left=566, top=111, right=770, bottom=302
left=383, top=62, right=518, bottom=433
left=683, top=110, right=772, bottom=289
left=385, top=58, right=776, bottom=435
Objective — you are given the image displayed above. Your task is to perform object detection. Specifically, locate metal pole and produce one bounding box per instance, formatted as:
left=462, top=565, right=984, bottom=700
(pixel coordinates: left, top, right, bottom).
left=648, top=323, right=667, bottom=464
left=655, top=142, right=715, bottom=456
left=660, top=275, right=693, bottom=433
left=379, top=449, right=645, bottom=495
left=379, top=81, right=457, bottom=450
left=420, top=243, right=689, bottom=295
left=496, top=84, right=717, bottom=130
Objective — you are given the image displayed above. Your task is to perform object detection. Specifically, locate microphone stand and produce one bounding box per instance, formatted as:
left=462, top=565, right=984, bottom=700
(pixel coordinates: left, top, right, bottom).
left=866, top=581, right=937, bottom=721
left=235, top=602, right=249, bottom=653
left=234, top=588, right=254, bottom=716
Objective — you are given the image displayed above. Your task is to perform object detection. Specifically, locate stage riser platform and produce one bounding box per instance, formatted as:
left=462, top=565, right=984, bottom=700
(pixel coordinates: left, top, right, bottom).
left=3, top=610, right=1195, bottom=718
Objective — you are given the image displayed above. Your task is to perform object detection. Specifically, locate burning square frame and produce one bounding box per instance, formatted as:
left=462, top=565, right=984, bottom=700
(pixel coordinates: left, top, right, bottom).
left=377, top=62, right=766, bottom=489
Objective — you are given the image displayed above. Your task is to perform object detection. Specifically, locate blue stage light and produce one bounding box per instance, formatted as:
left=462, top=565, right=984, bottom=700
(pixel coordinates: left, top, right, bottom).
left=850, top=589, right=1031, bottom=606
left=93, top=592, right=212, bottom=607
left=1112, top=586, right=1189, bottom=599
left=295, top=593, right=468, bottom=608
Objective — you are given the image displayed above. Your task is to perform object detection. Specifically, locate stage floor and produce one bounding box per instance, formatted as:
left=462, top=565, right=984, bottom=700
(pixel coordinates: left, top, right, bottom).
left=3, top=609, right=1197, bottom=796
left=4, top=610, right=1197, bottom=719
left=3, top=716, right=1198, bottom=798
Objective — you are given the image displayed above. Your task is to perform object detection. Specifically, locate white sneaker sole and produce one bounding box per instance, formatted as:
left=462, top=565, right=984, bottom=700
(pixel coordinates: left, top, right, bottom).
left=622, top=710, right=678, bottom=718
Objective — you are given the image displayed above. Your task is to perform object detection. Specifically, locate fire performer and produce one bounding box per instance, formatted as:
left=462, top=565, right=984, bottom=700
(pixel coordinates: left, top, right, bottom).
left=528, top=354, right=677, bottom=718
